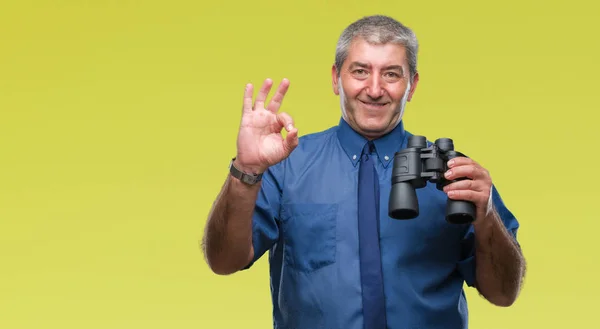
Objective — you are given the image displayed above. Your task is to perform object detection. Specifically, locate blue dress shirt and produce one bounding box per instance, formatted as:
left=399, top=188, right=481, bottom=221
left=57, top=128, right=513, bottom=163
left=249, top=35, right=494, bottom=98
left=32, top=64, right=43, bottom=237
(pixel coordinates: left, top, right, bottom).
left=244, top=117, right=520, bottom=329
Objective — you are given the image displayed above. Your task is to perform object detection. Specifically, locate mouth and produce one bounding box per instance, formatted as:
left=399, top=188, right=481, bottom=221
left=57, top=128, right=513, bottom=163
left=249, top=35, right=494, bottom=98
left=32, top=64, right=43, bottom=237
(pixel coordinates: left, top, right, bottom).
left=359, top=100, right=389, bottom=109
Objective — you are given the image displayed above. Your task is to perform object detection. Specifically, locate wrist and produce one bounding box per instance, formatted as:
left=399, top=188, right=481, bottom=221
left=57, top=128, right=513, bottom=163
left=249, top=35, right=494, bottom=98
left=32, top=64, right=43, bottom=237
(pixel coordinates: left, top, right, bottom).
left=233, top=158, right=266, bottom=175
left=473, top=207, right=500, bottom=234
left=229, top=158, right=265, bottom=186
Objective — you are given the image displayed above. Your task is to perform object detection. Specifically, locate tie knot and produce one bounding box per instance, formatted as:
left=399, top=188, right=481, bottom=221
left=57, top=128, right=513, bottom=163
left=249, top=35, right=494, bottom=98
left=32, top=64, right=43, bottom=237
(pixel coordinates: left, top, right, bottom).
left=363, top=141, right=376, bottom=155
left=361, top=141, right=376, bottom=162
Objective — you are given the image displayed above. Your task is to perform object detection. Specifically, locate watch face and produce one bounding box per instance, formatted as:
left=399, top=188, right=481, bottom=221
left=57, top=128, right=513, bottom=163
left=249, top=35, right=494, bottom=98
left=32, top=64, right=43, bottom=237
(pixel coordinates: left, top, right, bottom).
left=241, top=175, right=257, bottom=185
left=230, top=159, right=261, bottom=185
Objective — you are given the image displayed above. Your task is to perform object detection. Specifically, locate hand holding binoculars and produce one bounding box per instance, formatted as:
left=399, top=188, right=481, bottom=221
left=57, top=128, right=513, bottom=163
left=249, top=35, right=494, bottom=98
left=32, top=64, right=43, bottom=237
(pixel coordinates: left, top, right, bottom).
left=388, top=135, right=476, bottom=224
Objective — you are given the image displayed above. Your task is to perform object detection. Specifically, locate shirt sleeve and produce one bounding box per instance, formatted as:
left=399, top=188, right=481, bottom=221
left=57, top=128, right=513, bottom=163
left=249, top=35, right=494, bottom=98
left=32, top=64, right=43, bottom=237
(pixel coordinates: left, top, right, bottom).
left=457, top=184, right=521, bottom=287
left=242, top=163, right=283, bottom=270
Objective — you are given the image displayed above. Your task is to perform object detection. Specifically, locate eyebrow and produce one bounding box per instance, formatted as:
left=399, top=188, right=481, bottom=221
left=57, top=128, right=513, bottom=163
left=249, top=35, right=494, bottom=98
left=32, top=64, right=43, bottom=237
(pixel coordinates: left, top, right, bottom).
left=384, top=65, right=404, bottom=74
left=349, top=61, right=370, bottom=69
left=348, top=62, right=404, bottom=74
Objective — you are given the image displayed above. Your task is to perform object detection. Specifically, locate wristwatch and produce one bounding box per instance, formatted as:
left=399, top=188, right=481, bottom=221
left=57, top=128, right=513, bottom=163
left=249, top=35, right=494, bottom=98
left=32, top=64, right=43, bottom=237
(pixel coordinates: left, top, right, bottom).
left=229, top=158, right=263, bottom=185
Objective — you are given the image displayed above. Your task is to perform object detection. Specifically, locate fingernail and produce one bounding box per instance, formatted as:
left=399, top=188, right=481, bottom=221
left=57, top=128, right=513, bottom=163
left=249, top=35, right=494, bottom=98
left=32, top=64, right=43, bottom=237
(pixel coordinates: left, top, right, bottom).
left=448, top=160, right=455, bottom=167
left=448, top=190, right=455, bottom=197
left=287, top=124, right=293, bottom=131
left=445, top=170, right=452, bottom=178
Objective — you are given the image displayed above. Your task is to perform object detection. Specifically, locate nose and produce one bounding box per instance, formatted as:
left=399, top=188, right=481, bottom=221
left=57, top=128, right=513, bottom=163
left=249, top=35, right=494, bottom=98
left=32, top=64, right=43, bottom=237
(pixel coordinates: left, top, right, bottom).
left=366, top=76, right=384, bottom=99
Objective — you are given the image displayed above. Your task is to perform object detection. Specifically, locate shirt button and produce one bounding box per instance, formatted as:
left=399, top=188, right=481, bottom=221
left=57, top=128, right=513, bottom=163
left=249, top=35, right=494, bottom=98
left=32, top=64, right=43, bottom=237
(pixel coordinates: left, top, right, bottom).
left=353, top=155, right=357, bottom=160
left=384, top=155, right=390, bottom=161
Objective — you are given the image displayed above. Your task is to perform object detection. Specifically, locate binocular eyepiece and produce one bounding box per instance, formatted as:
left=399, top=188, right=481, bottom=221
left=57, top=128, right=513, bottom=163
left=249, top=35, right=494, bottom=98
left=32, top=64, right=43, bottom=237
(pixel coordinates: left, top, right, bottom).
left=388, top=135, right=476, bottom=224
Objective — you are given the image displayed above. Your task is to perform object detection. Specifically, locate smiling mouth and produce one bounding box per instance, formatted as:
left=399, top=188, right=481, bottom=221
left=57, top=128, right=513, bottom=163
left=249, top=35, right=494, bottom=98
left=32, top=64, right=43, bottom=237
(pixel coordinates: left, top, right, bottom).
left=359, top=100, right=389, bottom=108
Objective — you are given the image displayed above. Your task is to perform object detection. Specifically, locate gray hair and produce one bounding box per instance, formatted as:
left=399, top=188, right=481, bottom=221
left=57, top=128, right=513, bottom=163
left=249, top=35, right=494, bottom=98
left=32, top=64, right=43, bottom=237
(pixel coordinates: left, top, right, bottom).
left=334, top=15, right=419, bottom=83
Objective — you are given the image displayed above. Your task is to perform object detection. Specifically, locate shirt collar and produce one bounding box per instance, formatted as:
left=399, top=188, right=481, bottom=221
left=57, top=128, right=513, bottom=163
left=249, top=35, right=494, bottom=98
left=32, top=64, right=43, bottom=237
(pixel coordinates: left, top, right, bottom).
left=336, top=117, right=408, bottom=168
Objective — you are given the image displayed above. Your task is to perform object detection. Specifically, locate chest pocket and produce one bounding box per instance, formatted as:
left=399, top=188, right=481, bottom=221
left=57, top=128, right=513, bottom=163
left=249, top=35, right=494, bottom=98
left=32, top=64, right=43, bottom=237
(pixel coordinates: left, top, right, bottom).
left=280, top=203, right=338, bottom=273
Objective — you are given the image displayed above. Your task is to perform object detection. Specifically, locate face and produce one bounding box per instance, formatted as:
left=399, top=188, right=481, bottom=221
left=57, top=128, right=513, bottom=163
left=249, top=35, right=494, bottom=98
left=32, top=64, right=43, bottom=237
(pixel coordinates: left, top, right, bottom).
left=332, top=37, right=419, bottom=140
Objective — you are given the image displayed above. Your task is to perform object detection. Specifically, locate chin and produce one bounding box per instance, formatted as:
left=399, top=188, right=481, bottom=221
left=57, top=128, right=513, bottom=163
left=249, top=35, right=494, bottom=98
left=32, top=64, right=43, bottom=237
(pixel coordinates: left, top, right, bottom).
left=360, top=115, right=393, bottom=130
left=347, top=107, right=398, bottom=137
left=357, top=120, right=392, bottom=138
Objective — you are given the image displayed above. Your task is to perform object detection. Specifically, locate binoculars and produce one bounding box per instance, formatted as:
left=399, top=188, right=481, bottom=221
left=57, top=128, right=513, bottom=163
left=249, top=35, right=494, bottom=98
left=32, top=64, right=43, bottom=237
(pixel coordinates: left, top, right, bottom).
left=388, top=135, right=476, bottom=224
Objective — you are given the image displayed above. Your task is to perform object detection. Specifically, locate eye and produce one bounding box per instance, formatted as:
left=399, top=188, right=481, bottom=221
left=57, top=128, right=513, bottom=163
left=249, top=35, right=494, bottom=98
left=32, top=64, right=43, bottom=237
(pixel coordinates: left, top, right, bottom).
left=352, top=69, right=369, bottom=78
left=383, top=71, right=402, bottom=82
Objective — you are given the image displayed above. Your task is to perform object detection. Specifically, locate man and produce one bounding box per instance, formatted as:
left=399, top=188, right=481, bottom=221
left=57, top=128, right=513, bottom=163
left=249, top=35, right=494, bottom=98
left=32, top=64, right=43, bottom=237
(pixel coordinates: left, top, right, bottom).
left=202, top=15, right=526, bottom=329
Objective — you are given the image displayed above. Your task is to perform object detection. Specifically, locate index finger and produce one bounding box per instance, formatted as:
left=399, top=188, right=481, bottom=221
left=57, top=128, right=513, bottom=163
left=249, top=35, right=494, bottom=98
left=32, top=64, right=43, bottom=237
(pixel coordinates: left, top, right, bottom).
left=447, top=156, right=477, bottom=168
left=266, top=78, right=290, bottom=113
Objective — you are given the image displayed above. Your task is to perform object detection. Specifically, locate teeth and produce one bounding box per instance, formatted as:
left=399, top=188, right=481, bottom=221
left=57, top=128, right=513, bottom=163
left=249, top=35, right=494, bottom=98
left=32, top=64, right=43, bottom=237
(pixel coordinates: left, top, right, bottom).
left=360, top=100, right=386, bottom=107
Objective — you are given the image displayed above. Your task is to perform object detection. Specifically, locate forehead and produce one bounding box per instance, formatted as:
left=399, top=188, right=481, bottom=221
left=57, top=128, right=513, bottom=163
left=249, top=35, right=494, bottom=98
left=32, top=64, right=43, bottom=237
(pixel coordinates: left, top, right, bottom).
left=345, top=37, right=407, bottom=68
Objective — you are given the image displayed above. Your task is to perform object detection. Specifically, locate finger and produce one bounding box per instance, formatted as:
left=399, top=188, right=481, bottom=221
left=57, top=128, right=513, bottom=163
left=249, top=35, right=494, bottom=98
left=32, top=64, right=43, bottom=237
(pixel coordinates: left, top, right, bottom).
left=445, top=164, right=489, bottom=181
left=446, top=189, right=488, bottom=205
left=254, top=78, right=273, bottom=110
left=266, top=78, right=290, bottom=113
left=447, top=156, right=478, bottom=168
left=443, top=179, right=487, bottom=193
left=276, top=112, right=294, bottom=131
left=242, top=83, right=253, bottom=113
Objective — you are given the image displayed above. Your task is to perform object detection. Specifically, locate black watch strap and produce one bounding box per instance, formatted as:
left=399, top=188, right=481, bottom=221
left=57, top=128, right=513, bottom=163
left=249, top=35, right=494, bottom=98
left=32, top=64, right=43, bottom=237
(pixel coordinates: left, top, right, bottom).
left=229, top=158, right=263, bottom=185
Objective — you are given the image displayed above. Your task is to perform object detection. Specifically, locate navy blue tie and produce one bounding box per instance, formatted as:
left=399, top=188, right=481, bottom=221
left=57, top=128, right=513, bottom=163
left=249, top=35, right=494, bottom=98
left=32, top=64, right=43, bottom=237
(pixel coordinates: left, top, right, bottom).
left=358, top=141, right=387, bottom=329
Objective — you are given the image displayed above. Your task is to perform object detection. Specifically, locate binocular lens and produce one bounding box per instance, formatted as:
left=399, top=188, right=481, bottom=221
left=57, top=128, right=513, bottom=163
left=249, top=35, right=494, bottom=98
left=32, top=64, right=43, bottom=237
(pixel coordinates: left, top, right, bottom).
left=388, top=182, right=419, bottom=219
left=446, top=200, right=477, bottom=224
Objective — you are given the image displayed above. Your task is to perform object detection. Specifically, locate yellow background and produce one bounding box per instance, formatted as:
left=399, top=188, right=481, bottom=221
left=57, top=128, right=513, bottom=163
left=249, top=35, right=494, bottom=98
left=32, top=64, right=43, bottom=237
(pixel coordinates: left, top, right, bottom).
left=1, top=0, right=599, bottom=328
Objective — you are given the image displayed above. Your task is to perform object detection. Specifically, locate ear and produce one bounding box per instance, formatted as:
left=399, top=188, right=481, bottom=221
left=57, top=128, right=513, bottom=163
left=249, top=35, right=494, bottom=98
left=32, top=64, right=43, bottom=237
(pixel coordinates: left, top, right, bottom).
left=407, top=72, right=419, bottom=102
left=331, top=65, right=340, bottom=95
